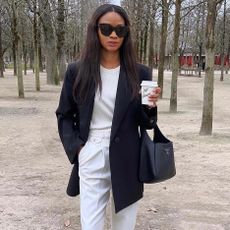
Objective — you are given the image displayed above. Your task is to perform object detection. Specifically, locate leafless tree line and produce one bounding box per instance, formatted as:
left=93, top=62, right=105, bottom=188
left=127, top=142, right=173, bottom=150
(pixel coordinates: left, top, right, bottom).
left=123, top=0, right=227, bottom=135
left=0, top=0, right=228, bottom=134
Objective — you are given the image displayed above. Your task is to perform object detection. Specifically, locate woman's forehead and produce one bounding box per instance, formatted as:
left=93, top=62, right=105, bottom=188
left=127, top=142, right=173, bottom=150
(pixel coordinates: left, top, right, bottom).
left=98, top=12, right=125, bottom=25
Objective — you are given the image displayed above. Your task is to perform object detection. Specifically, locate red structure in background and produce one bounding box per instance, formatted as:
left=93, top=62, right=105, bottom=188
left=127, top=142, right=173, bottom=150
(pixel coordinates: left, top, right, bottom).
left=214, top=55, right=230, bottom=66
left=179, top=54, right=230, bottom=67
left=179, top=55, right=193, bottom=66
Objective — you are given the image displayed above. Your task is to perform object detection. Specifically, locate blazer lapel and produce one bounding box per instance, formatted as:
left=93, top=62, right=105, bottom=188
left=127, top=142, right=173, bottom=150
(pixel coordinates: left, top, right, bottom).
left=110, top=66, right=132, bottom=142
left=78, top=84, right=95, bottom=141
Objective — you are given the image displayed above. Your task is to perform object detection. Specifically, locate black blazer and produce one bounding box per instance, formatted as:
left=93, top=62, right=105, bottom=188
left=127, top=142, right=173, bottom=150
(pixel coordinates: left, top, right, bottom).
left=56, top=62, right=157, bottom=213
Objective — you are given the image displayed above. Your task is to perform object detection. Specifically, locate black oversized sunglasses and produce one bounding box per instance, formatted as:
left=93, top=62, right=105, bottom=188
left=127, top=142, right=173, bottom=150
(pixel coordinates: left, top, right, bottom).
left=98, top=23, right=129, bottom=38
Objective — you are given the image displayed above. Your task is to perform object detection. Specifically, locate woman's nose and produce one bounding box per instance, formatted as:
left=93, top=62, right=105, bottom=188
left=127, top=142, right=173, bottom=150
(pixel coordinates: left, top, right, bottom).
left=109, top=30, right=118, bottom=38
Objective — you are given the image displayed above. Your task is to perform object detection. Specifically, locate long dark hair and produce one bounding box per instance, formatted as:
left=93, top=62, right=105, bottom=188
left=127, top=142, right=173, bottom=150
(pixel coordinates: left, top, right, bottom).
left=73, top=4, right=139, bottom=103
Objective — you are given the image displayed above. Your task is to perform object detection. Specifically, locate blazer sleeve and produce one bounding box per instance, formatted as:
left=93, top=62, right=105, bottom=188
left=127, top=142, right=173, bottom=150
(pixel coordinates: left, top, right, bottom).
left=56, top=63, right=84, bottom=164
left=138, top=64, right=158, bottom=129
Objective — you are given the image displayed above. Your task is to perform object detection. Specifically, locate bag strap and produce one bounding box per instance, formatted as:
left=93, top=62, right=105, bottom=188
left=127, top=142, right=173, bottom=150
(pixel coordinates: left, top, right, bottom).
left=141, top=124, right=170, bottom=143
left=154, top=124, right=170, bottom=143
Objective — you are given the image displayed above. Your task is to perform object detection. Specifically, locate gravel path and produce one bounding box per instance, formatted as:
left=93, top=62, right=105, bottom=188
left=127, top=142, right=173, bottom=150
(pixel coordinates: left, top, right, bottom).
left=0, top=69, right=230, bottom=230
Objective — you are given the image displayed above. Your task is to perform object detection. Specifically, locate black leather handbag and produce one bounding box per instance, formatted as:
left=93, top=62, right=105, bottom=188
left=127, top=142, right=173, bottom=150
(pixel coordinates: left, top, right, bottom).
left=139, top=125, right=176, bottom=183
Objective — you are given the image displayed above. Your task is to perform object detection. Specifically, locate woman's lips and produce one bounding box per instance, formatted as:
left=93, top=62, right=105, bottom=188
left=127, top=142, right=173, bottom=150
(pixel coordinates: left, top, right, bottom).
left=107, top=41, right=119, bottom=47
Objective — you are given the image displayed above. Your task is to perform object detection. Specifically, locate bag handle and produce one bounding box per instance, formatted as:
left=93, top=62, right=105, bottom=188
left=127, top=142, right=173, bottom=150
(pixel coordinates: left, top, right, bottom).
left=141, top=124, right=170, bottom=143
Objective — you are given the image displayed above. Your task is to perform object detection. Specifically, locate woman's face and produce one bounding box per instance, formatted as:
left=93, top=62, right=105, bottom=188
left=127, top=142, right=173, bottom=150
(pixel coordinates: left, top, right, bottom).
left=98, top=12, right=126, bottom=53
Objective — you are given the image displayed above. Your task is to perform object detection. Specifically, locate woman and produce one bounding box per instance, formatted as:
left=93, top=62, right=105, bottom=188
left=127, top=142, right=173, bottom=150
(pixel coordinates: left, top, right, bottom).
left=56, top=4, right=161, bottom=230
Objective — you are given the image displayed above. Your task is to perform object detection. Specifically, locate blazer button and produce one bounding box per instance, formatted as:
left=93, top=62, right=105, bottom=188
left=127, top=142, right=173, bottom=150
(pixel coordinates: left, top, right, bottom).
left=73, top=113, right=76, bottom=118
left=114, top=137, right=120, bottom=143
left=74, top=122, right=77, bottom=126
left=150, top=119, right=154, bottom=124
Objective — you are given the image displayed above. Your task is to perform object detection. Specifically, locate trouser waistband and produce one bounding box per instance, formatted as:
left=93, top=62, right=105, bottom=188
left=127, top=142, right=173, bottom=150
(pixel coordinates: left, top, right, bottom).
left=88, top=129, right=111, bottom=139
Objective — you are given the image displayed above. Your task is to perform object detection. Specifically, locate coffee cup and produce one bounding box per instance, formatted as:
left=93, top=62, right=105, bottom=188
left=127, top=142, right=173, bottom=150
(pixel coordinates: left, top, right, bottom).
left=141, top=81, right=158, bottom=105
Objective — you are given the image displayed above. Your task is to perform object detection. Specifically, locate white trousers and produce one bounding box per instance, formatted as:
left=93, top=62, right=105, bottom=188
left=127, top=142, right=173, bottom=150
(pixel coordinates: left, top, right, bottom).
left=78, top=130, right=138, bottom=230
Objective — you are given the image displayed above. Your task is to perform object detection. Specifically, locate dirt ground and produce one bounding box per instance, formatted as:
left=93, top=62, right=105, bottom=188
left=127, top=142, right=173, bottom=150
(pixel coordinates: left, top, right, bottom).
left=0, top=68, right=230, bottom=230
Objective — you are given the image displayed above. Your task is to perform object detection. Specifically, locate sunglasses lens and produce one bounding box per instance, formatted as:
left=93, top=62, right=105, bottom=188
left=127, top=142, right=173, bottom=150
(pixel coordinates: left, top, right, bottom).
left=115, top=26, right=129, bottom=37
left=99, top=24, right=113, bottom=36
left=98, top=24, right=129, bottom=37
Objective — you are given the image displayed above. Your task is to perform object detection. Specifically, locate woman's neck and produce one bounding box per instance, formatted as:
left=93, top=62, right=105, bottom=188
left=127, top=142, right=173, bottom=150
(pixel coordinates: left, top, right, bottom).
left=100, top=50, right=120, bottom=69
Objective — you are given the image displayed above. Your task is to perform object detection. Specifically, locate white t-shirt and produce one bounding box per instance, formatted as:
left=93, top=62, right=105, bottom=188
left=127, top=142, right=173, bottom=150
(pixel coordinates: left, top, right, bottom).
left=89, top=65, right=120, bottom=130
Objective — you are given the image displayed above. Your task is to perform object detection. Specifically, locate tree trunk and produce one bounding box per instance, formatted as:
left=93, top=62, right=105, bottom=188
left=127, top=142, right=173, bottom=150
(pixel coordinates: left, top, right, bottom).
left=148, top=2, right=156, bottom=69
left=39, top=0, right=59, bottom=85
left=170, top=0, right=181, bottom=113
left=22, top=40, right=27, bottom=75
left=57, top=0, right=66, bottom=81
left=29, top=42, right=34, bottom=70
left=0, top=16, right=4, bottom=78
left=143, top=21, right=148, bottom=65
left=38, top=19, right=43, bottom=72
left=198, top=43, right=203, bottom=77
left=197, top=3, right=205, bottom=78
left=13, top=1, right=24, bottom=98
left=158, top=0, right=169, bottom=98
left=140, top=30, right=144, bottom=63
left=16, top=39, right=24, bottom=98
left=12, top=44, right=17, bottom=75
left=12, top=9, right=17, bottom=76
left=227, top=38, right=230, bottom=74
left=33, top=0, right=40, bottom=91
left=220, top=0, right=226, bottom=81
left=200, top=0, right=223, bottom=135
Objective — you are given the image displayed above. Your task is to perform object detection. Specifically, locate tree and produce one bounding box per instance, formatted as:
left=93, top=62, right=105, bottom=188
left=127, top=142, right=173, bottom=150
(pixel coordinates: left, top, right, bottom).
left=33, top=0, right=40, bottom=91
left=158, top=0, right=170, bottom=98
left=0, top=13, right=4, bottom=78
left=220, top=0, right=226, bottom=81
left=170, top=0, right=182, bottom=112
left=195, top=1, right=205, bottom=78
left=7, top=0, right=18, bottom=76
left=12, top=0, right=25, bottom=98
left=57, top=0, right=66, bottom=81
left=200, top=0, right=224, bottom=135
left=38, top=0, right=59, bottom=85
left=148, top=1, right=157, bottom=68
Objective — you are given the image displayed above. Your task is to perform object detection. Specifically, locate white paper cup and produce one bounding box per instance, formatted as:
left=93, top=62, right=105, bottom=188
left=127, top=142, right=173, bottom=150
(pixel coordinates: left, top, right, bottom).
left=141, top=81, right=158, bottom=105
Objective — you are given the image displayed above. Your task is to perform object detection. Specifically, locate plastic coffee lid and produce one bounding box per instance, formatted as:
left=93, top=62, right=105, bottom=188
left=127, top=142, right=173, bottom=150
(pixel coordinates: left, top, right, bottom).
left=141, top=80, right=158, bottom=87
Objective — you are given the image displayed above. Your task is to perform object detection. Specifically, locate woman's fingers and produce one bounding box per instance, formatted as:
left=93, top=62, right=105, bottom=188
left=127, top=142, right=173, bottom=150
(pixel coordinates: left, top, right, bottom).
left=155, top=87, right=161, bottom=94
left=147, top=87, right=161, bottom=105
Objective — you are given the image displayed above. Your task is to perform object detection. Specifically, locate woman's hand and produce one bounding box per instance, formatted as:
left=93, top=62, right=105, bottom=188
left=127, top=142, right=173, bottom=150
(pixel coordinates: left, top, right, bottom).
left=147, top=87, right=161, bottom=108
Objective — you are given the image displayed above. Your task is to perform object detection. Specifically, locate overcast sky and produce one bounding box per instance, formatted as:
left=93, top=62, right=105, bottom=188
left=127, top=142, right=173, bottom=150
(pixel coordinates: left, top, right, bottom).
left=110, top=0, right=121, bottom=6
